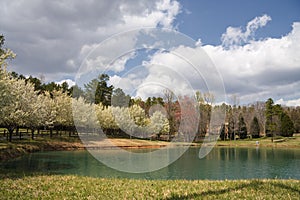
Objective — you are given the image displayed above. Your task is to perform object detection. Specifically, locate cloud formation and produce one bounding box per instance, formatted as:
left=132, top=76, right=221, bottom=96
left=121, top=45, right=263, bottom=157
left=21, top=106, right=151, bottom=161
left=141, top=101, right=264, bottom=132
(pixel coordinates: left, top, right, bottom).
left=204, top=21, right=300, bottom=104
left=128, top=16, right=300, bottom=106
left=1, top=1, right=299, bottom=106
left=0, top=0, right=181, bottom=81
left=221, top=14, right=272, bottom=48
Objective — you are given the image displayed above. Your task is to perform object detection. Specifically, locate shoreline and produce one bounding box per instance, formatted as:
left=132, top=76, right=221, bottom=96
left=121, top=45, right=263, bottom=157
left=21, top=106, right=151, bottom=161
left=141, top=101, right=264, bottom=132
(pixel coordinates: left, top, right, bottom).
left=1, top=137, right=299, bottom=162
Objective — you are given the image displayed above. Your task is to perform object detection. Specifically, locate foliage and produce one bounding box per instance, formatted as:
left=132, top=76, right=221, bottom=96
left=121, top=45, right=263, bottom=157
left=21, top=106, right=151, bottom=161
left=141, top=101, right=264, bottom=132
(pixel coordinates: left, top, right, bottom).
left=0, top=35, right=16, bottom=70
left=238, top=114, right=247, bottom=139
left=84, top=74, right=113, bottom=106
left=163, top=89, right=177, bottom=139
left=250, top=116, right=260, bottom=138
left=111, top=88, right=131, bottom=107
left=0, top=72, right=39, bottom=141
left=265, top=98, right=276, bottom=137
left=280, top=112, right=294, bottom=137
left=219, top=124, right=226, bottom=140
left=265, top=98, right=295, bottom=138
left=149, top=111, right=170, bottom=136
left=0, top=34, right=299, bottom=142
left=73, top=97, right=98, bottom=130
left=289, top=107, right=300, bottom=133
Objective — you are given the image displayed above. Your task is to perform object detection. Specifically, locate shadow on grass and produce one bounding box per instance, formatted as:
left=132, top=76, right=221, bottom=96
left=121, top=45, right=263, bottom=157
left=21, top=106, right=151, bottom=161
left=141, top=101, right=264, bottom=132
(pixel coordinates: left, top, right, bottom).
left=165, top=180, right=300, bottom=200
left=0, top=162, right=64, bottom=180
left=270, top=181, right=300, bottom=194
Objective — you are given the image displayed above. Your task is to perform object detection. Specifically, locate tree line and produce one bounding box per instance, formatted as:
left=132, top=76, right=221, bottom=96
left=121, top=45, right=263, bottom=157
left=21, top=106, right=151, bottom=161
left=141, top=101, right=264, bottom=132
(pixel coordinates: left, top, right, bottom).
left=1, top=35, right=299, bottom=142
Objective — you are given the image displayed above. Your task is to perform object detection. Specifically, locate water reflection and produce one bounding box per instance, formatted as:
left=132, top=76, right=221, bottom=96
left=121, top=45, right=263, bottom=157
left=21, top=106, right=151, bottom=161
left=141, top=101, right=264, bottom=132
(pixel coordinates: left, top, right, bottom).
left=0, top=147, right=299, bottom=180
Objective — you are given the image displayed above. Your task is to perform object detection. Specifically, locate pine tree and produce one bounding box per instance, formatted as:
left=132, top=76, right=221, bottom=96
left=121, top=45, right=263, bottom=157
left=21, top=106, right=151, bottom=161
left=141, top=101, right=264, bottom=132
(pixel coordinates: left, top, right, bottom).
left=280, top=112, right=294, bottom=137
left=250, top=116, right=260, bottom=138
left=265, top=98, right=276, bottom=139
left=238, top=114, right=247, bottom=139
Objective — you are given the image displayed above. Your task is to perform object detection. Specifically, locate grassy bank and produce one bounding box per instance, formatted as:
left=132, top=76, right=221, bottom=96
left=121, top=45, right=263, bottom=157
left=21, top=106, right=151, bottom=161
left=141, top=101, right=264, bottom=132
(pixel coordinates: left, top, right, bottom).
left=215, top=136, right=300, bottom=148
left=1, top=136, right=299, bottom=162
left=0, top=137, right=173, bottom=161
left=0, top=137, right=84, bottom=161
left=0, top=175, right=299, bottom=199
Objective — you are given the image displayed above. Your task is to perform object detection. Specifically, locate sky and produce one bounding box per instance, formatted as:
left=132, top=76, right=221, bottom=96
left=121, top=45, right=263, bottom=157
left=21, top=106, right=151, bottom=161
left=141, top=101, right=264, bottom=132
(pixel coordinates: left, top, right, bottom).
left=1, top=0, right=300, bottom=106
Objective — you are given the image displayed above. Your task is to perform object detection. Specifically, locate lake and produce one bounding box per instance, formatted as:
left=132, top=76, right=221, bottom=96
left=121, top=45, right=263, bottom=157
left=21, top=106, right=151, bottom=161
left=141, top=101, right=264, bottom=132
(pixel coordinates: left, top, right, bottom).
left=1, top=147, right=299, bottom=180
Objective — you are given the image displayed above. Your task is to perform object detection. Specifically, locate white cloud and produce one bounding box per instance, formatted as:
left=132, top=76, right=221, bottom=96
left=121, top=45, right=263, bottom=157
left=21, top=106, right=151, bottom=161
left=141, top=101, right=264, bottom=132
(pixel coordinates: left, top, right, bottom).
left=3, top=2, right=299, bottom=107
left=121, top=17, right=300, bottom=106
left=109, top=52, right=137, bottom=72
left=275, top=98, right=300, bottom=107
left=109, top=74, right=144, bottom=97
left=221, top=14, right=272, bottom=48
left=202, top=21, right=300, bottom=105
left=134, top=44, right=225, bottom=101
left=0, top=0, right=182, bottom=82
left=56, top=79, right=76, bottom=88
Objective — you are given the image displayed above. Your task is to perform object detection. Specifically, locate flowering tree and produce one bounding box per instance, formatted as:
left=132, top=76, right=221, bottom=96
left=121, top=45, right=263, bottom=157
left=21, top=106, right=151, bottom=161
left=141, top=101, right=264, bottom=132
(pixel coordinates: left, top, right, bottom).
left=96, top=103, right=119, bottom=135
left=149, top=111, right=169, bottom=138
left=73, top=97, right=98, bottom=134
left=53, top=90, right=73, bottom=135
left=0, top=71, right=39, bottom=141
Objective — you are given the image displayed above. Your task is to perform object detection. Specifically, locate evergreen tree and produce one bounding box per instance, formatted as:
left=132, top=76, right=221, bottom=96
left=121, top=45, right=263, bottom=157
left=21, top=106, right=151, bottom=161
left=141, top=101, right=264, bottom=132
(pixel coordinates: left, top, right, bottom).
left=26, top=75, right=43, bottom=91
left=280, top=112, right=294, bottom=137
left=0, top=35, right=5, bottom=56
left=84, top=74, right=113, bottom=106
left=250, top=116, right=260, bottom=138
left=238, top=114, right=247, bottom=139
left=219, top=123, right=226, bottom=140
left=111, top=88, right=131, bottom=107
left=265, top=98, right=276, bottom=138
left=289, top=107, right=300, bottom=133
left=70, top=85, right=84, bottom=98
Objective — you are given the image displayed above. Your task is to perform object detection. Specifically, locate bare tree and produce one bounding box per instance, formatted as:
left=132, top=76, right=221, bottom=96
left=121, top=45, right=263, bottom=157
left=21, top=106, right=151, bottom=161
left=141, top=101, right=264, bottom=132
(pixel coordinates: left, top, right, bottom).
left=163, top=89, right=175, bottom=140
left=230, top=94, right=240, bottom=140
left=254, top=101, right=266, bottom=136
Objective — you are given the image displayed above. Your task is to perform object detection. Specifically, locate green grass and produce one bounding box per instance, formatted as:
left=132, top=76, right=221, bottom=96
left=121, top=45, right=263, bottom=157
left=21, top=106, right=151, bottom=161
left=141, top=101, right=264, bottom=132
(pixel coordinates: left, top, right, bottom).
left=215, top=136, right=300, bottom=148
left=0, top=175, right=299, bottom=199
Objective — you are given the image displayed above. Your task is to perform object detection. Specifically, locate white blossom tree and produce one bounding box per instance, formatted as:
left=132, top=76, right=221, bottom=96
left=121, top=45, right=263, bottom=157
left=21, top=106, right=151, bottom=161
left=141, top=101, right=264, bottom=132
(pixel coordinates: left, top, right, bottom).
left=37, top=92, right=57, bottom=136
left=52, top=90, right=73, bottom=136
left=73, top=97, right=98, bottom=135
left=149, top=111, right=170, bottom=138
left=0, top=71, right=39, bottom=141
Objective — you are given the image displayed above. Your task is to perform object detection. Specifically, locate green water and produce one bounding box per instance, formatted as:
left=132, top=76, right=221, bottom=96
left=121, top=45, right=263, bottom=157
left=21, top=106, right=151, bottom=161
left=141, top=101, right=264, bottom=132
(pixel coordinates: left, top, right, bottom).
left=1, top=147, right=299, bottom=180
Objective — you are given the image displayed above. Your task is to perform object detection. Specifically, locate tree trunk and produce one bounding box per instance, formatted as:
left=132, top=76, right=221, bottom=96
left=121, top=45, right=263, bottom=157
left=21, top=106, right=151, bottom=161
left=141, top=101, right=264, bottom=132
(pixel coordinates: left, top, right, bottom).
left=7, top=127, right=14, bottom=142
left=31, top=129, right=35, bottom=140
left=50, top=128, right=53, bottom=138
left=9, top=131, right=12, bottom=142
left=16, top=127, right=19, bottom=136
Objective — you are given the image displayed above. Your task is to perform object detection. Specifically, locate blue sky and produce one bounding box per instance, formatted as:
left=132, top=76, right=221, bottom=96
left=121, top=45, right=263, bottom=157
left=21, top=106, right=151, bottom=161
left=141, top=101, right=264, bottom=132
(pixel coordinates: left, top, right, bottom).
left=1, top=0, right=300, bottom=105
left=176, top=0, right=300, bottom=45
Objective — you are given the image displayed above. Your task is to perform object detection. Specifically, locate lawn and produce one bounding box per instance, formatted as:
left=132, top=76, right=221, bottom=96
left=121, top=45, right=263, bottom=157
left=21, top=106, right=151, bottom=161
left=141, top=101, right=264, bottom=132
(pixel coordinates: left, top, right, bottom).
left=0, top=175, right=299, bottom=199
left=215, top=136, right=300, bottom=148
